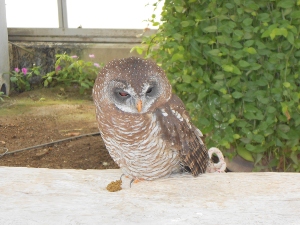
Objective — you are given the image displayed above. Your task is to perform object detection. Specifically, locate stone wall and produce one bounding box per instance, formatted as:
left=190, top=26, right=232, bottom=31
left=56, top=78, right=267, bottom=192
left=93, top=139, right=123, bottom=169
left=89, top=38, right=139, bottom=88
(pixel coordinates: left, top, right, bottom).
left=9, top=42, right=140, bottom=76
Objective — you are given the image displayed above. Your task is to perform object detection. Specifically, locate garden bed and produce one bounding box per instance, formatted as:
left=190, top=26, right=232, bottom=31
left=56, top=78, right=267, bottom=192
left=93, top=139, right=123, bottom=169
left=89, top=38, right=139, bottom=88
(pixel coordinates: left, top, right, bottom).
left=0, top=86, right=118, bottom=170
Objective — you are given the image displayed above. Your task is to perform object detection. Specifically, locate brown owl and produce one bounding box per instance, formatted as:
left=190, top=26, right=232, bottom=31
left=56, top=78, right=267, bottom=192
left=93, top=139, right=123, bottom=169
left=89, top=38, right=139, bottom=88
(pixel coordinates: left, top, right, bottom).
left=93, top=57, right=210, bottom=181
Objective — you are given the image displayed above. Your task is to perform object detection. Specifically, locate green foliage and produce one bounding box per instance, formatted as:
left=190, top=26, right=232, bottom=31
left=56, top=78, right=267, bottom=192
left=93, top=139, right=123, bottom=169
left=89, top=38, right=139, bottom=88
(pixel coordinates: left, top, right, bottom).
left=136, top=0, right=300, bottom=171
left=0, top=91, right=6, bottom=102
left=44, top=53, right=103, bottom=94
left=9, top=66, right=41, bottom=92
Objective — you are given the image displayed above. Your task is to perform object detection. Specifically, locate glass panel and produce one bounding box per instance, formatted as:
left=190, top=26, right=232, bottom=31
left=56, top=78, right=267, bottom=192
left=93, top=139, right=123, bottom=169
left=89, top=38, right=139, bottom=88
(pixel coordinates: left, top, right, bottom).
left=5, top=0, right=59, bottom=28
left=67, top=0, right=163, bottom=29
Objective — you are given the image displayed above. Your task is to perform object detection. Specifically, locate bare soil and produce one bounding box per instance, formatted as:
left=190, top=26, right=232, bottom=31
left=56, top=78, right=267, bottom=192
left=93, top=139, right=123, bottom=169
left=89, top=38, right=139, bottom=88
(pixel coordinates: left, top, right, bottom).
left=0, top=86, right=119, bottom=170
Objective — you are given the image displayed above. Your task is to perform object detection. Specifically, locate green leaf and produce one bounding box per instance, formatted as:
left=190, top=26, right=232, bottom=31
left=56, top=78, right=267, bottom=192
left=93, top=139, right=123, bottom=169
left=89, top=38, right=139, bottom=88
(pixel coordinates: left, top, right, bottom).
left=245, top=143, right=256, bottom=152
left=171, top=53, right=184, bottom=62
left=256, top=78, right=268, bottom=86
left=227, top=76, right=241, bottom=86
left=290, top=10, right=300, bottom=19
left=208, top=49, right=220, bottom=56
left=294, top=39, right=300, bottom=49
left=175, top=6, right=184, bottom=12
left=213, top=73, right=224, bottom=80
left=232, top=66, right=241, bottom=75
left=243, top=18, right=253, bottom=26
left=232, top=91, right=244, bottom=99
left=231, top=42, right=243, bottom=48
left=136, top=47, right=143, bottom=55
left=181, top=21, right=194, bottom=27
left=253, top=134, right=265, bottom=143
left=277, top=130, right=290, bottom=139
left=283, top=82, right=291, bottom=88
left=182, top=75, right=192, bottom=83
left=203, top=25, right=217, bottom=33
left=287, top=32, right=294, bottom=44
left=244, top=40, right=255, bottom=47
left=233, top=134, right=240, bottom=139
left=244, top=104, right=259, bottom=112
left=239, top=60, right=251, bottom=67
left=244, top=47, right=257, bottom=54
left=257, top=96, right=269, bottom=104
left=266, top=106, right=276, bottom=113
left=222, top=65, right=233, bottom=73
left=10, top=77, right=18, bottom=82
left=290, top=152, right=299, bottom=165
left=237, top=146, right=254, bottom=162
left=277, top=0, right=295, bottom=8
left=278, top=124, right=290, bottom=133
left=222, top=65, right=241, bottom=75
left=257, top=13, right=270, bottom=22
left=270, top=28, right=288, bottom=40
left=80, top=82, right=90, bottom=88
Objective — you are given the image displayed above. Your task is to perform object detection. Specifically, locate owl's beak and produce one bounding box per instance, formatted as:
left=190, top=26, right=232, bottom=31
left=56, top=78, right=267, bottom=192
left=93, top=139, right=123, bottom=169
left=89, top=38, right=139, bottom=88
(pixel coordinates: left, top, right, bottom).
left=136, top=99, right=143, bottom=113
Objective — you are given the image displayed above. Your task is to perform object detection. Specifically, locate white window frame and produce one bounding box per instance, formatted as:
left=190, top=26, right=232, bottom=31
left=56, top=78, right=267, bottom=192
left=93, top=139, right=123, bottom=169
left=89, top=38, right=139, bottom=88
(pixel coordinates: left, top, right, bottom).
left=7, top=0, right=157, bottom=43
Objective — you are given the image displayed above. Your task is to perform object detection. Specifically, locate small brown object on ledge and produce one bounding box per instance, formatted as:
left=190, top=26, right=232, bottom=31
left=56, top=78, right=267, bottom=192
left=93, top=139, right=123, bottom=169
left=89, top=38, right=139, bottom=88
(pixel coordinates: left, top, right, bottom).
left=106, top=180, right=122, bottom=192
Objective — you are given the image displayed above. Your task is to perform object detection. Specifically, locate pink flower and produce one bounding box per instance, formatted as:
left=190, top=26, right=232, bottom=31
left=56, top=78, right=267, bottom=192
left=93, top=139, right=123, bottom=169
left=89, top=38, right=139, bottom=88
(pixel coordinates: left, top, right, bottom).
left=56, top=65, right=61, bottom=71
left=22, top=68, right=28, bottom=75
left=71, top=55, right=78, bottom=58
left=89, top=54, right=95, bottom=58
left=14, top=68, right=20, bottom=73
left=94, top=63, right=100, bottom=68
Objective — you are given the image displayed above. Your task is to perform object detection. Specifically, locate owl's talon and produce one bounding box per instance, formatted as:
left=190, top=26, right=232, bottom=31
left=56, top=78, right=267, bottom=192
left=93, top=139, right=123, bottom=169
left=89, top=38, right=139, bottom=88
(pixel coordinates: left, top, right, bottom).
left=130, top=179, right=135, bottom=188
left=129, top=178, right=144, bottom=187
left=120, top=174, right=125, bottom=180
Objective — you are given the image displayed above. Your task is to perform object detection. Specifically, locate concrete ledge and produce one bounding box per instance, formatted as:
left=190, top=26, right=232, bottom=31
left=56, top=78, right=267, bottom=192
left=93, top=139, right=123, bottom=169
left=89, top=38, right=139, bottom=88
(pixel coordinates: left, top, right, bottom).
left=0, top=167, right=299, bottom=224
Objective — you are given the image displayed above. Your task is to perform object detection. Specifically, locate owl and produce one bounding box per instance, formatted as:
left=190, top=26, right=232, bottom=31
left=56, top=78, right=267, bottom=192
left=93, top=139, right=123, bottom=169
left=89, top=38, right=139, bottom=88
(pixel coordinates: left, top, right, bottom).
left=93, top=57, right=211, bottom=181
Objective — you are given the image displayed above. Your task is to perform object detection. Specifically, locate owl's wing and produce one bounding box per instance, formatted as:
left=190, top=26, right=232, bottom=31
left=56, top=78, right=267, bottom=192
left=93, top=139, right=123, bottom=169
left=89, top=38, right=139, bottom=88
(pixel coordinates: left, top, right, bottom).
left=154, top=94, right=208, bottom=176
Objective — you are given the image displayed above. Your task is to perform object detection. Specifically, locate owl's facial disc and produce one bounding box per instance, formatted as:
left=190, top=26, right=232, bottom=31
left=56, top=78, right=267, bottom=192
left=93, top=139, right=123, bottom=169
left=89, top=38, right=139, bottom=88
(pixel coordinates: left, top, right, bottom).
left=108, top=79, right=160, bottom=114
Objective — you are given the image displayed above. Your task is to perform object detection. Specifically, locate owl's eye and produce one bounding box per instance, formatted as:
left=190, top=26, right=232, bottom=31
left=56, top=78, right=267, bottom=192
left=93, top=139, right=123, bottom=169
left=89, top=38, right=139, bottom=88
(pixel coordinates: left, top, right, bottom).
left=119, top=92, right=130, bottom=97
left=146, top=87, right=153, bottom=94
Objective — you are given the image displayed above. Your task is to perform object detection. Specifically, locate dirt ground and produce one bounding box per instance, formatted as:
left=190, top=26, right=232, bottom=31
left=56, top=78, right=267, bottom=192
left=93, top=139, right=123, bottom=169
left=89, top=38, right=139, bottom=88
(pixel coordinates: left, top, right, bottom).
left=0, top=86, right=119, bottom=170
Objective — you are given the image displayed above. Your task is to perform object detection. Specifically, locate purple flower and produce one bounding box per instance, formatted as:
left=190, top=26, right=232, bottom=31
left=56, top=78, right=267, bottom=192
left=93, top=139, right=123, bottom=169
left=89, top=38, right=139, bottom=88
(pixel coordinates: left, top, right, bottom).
left=71, top=55, right=78, bottom=58
left=22, top=68, right=28, bottom=75
left=89, top=54, right=95, bottom=58
left=94, top=63, right=100, bottom=68
left=56, top=65, right=61, bottom=71
left=14, top=68, right=20, bottom=73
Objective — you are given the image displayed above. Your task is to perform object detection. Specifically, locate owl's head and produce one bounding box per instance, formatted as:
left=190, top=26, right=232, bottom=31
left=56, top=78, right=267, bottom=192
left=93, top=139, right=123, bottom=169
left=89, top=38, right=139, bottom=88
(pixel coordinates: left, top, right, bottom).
left=93, top=57, right=172, bottom=114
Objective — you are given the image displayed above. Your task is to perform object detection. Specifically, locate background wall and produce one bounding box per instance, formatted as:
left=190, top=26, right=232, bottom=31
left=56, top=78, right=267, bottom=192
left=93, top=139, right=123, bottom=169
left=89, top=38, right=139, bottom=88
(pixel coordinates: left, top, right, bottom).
left=8, top=42, right=141, bottom=76
left=7, top=28, right=156, bottom=80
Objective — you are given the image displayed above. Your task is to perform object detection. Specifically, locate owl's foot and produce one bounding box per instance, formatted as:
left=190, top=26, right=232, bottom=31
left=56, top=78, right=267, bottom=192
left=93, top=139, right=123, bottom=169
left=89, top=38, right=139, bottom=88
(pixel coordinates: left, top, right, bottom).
left=130, top=178, right=144, bottom=187
left=120, top=174, right=130, bottom=180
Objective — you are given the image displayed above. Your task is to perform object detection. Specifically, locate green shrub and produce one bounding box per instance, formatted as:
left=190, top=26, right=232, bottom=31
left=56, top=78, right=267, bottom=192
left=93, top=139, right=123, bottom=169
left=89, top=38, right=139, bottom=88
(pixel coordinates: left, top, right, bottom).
left=44, top=53, right=103, bottom=94
left=0, top=91, right=5, bottom=102
left=135, top=0, right=300, bottom=171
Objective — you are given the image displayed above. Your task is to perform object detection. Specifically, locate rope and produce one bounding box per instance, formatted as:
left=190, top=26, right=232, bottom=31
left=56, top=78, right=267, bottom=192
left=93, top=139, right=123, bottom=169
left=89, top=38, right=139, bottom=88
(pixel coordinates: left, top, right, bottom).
left=0, top=148, right=8, bottom=158
left=0, top=132, right=100, bottom=158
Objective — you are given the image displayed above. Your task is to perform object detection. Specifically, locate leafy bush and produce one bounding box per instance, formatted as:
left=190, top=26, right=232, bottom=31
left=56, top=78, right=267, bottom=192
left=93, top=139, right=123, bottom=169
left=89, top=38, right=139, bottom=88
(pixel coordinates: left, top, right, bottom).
left=44, top=53, right=103, bottom=94
left=0, top=91, right=6, bottom=102
left=9, top=66, right=41, bottom=92
left=135, top=0, right=300, bottom=171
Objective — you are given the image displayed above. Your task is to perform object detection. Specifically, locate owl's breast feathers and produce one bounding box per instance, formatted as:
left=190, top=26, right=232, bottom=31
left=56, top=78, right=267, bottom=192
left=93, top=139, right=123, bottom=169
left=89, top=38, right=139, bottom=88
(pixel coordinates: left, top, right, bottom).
left=154, top=94, right=209, bottom=176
